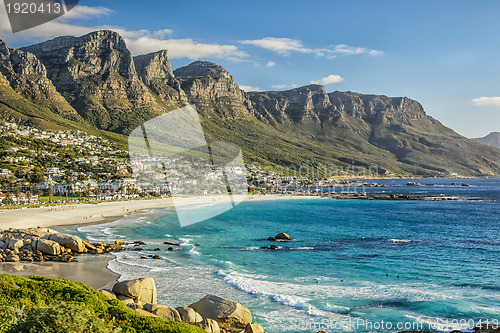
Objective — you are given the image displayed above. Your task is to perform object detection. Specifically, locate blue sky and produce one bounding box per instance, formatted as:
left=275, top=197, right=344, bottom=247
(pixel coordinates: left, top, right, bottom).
left=1, top=0, right=499, bottom=137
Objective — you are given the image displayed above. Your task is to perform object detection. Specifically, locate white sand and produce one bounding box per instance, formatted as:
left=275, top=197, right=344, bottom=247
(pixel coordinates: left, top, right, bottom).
left=0, top=194, right=322, bottom=229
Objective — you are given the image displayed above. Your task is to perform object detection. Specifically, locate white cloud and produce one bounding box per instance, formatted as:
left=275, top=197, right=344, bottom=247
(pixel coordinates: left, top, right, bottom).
left=239, top=37, right=383, bottom=59
left=472, top=97, right=500, bottom=106
left=58, top=6, right=115, bottom=21
left=369, top=49, right=384, bottom=56
left=240, top=37, right=313, bottom=55
left=239, top=85, right=261, bottom=92
left=265, top=61, right=276, bottom=67
left=310, top=74, right=344, bottom=85
left=125, top=37, right=248, bottom=59
left=272, top=83, right=298, bottom=90
left=0, top=5, right=247, bottom=60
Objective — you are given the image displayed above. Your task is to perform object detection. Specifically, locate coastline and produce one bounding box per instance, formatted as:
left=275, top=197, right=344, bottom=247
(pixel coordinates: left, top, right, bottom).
left=0, top=194, right=323, bottom=289
left=0, top=194, right=323, bottom=230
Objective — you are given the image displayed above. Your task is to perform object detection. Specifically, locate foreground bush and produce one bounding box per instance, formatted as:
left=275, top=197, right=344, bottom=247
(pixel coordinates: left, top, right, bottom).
left=6, top=303, right=119, bottom=333
left=0, top=274, right=204, bottom=333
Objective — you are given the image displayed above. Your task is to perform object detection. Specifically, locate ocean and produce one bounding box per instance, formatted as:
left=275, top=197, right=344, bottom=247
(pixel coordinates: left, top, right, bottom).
left=75, top=178, right=500, bottom=333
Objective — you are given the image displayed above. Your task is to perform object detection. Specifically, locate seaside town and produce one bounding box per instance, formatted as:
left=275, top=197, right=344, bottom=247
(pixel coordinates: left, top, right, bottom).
left=0, top=121, right=385, bottom=207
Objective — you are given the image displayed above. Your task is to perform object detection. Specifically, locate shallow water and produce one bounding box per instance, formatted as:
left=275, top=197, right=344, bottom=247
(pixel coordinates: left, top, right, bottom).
left=77, top=178, right=500, bottom=333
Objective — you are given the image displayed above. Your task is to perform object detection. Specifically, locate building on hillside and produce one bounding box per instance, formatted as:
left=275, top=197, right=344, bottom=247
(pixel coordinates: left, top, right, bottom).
left=35, top=176, right=59, bottom=192
left=45, top=167, right=61, bottom=175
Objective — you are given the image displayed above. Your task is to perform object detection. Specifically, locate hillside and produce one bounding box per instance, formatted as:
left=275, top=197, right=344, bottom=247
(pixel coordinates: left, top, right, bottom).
left=473, top=132, right=500, bottom=149
left=1, top=30, right=500, bottom=176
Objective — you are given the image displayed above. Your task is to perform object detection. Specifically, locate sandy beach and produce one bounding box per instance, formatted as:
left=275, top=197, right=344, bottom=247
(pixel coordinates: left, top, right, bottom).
left=0, top=194, right=322, bottom=288
left=0, top=194, right=322, bottom=230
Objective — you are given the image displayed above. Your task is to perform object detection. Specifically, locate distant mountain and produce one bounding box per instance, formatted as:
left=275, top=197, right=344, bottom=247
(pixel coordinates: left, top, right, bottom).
left=1, top=30, right=500, bottom=176
left=473, top=132, right=500, bottom=149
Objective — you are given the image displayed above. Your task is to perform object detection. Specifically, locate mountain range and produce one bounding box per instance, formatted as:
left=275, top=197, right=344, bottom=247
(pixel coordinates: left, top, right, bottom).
left=1, top=30, right=499, bottom=177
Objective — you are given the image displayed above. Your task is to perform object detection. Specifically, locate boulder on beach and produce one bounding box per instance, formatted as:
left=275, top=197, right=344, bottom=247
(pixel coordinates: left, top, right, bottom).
left=0, top=240, right=6, bottom=250
left=135, top=308, right=159, bottom=317
left=195, top=318, right=221, bottom=333
left=176, top=306, right=203, bottom=324
left=245, top=322, right=265, bottom=333
left=99, top=289, right=116, bottom=300
left=189, top=294, right=252, bottom=333
left=112, top=277, right=157, bottom=304
left=117, top=295, right=135, bottom=306
left=43, top=233, right=86, bottom=253
left=144, top=304, right=181, bottom=321
left=274, top=233, right=293, bottom=241
left=7, top=239, right=23, bottom=251
left=31, top=239, right=61, bottom=255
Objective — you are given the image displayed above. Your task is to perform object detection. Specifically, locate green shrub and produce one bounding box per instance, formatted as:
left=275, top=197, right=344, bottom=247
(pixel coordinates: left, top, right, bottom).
left=6, top=303, right=119, bottom=333
left=0, top=305, right=23, bottom=332
left=0, top=275, right=204, bottom=333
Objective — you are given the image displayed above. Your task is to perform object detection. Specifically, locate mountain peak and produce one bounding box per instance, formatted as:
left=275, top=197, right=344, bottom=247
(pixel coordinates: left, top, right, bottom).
left=473, top=132, right=500, bottom=149
left=174, top=61, right=229, bottom=79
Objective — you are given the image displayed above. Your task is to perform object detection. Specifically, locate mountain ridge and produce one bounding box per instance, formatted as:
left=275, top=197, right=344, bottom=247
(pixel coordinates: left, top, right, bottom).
left=1, top=30, right=500, bottom=176
left=473, top=132, right=500, bottom=149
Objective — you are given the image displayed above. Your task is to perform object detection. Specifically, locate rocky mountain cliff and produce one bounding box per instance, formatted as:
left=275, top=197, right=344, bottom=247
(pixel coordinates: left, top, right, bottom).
left=0, top=40, right=81, bottom=121
left=473, top=132, right=500, bottom=149
left=174, top=61, right=256, bottom=120
left=1, top=30, right=500, bottom=176
left=133, top=50, right=186, bottom=105
left=21, top=30, right=179, bottom=134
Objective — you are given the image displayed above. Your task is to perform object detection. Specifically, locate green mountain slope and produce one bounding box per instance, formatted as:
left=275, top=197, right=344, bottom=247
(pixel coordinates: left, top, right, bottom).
left=2, top=31, right=500, bottom=176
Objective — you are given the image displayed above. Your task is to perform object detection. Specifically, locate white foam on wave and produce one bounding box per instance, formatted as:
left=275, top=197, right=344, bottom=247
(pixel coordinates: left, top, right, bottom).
left=217, top=270, right=349, bottom=320
left=388, top=239, right=412, bottom=243
left=189, top=248, right=200, bottom=255
left=178, top=238, right=193, bottom=246
left=271, top=294, right=308, bottom=308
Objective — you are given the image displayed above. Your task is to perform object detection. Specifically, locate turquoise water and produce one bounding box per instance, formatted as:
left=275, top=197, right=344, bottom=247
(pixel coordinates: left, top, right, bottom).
left=78, top=178, right=500, bottom=333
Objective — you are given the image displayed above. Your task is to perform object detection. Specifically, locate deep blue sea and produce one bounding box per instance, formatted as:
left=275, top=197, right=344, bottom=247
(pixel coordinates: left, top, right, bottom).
left=76, top=178, right=500, bottom=333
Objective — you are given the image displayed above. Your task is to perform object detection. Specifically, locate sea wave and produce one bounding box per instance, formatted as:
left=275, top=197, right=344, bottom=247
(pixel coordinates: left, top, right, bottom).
left=388, top=239, right=413, bottom=243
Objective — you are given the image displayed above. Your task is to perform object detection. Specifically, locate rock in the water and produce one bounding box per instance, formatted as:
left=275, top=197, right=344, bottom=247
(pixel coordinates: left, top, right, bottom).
left=115, top=240, right=125, bottom=245
left=189, top=294, right=252, bottom=332
left=475, top=323, right=500, bottom=333
left=112, top=277, right=157, bottom=304
left=267, top=237, right=275, bottom=241
left=195, top=318, right=221, bottom=333
left=176, top=306, right=203, bottom=324
left=43, top=233, right=86, bottom=252
left=269, top=245, right=278, bottom=250
left=143, top=304, right=181, bottom=321
left=31, top=239, right=61, bottom=255
left=245, top=322, right=265, bottom=333
left=275, top=233, right=292, bottom=241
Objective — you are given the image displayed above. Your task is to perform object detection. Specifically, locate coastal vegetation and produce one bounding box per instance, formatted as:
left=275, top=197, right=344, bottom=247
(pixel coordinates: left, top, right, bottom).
left=0, top=274, right=205, bottom=333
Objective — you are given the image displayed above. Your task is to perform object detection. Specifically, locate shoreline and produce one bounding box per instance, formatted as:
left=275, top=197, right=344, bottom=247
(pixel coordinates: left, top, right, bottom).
left=0, top=194, right=323, bottom=289
left=0, top=194, right=323, bottom=230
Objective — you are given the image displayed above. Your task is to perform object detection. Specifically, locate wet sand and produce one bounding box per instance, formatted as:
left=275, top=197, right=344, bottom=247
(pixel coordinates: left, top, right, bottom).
left=0, top=255, right=119, bottom=290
